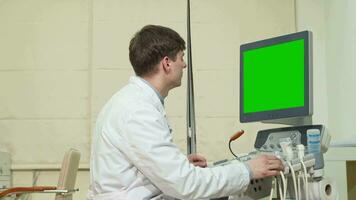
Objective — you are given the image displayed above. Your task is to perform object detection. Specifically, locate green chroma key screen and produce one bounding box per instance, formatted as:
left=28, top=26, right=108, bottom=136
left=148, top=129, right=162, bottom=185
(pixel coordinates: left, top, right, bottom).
left=243, top=39, right=305, bottom=113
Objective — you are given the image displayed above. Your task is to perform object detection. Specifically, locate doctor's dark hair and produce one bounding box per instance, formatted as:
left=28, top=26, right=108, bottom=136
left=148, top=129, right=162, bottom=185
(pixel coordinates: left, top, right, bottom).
left=129, top=25, right=186, bottom=76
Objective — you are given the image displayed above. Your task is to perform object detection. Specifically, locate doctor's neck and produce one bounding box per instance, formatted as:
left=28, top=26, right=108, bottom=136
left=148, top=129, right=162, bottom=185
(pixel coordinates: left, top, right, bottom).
left=141, top=75, right=172, bottom=98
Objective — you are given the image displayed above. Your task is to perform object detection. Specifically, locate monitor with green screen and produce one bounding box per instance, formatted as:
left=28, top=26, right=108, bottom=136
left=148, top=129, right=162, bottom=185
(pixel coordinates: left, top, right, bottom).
left=240, top=31, right=313, bottom=123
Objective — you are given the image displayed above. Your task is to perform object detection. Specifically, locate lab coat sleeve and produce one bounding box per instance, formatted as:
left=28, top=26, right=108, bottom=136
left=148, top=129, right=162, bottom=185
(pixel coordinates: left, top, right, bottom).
left=120, top=104, right=250, bottom=199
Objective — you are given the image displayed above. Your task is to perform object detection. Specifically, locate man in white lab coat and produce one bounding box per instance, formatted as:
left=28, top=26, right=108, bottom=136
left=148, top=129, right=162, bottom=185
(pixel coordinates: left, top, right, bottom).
left=87, top=25, right=284, bottom=200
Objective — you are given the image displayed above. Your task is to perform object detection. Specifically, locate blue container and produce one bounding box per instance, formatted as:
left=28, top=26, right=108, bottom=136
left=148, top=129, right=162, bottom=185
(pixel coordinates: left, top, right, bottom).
left=307, top=129, right=321, bottom=154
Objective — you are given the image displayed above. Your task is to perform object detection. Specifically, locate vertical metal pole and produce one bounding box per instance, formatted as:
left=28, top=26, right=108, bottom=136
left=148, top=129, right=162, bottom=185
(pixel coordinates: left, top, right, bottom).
left=186, top=0, right=197, bottom=154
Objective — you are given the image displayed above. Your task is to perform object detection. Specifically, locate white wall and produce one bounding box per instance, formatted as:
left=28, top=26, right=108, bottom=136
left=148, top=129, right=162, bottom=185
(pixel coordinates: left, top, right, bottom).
left=297, top=0, right=356, bottom=143
left=297, top=1, right=356, bottom=199
left=324, top=0, right=356, bottom=144
left=0, top=0, right=91, bottom=165
left=0, top=0, right=295, bottom=199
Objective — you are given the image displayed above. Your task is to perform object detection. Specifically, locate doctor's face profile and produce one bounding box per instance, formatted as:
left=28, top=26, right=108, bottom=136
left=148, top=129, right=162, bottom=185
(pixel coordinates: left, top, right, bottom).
left=169, top=51, right=187, bottom=88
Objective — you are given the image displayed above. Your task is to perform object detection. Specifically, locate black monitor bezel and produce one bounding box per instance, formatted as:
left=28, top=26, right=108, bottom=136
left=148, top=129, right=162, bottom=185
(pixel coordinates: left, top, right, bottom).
left=239, top=31, right=312, bottom=123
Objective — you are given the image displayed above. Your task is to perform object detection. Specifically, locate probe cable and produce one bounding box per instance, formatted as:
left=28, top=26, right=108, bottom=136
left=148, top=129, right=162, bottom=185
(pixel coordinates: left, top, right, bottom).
left=300, top=159, right=309, bottom=200
left=287, top=161, right=299, bottom=200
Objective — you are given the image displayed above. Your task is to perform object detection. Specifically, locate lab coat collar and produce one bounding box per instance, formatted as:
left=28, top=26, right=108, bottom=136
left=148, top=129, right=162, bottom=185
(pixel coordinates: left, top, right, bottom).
left=129, top=76, right=166, bottom=113
left=136, top=76, right=165, bottom=105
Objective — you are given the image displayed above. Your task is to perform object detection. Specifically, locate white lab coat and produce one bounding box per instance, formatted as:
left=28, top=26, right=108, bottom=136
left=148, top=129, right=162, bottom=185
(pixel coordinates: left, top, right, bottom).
left=87, top=76, right=250, bottom=200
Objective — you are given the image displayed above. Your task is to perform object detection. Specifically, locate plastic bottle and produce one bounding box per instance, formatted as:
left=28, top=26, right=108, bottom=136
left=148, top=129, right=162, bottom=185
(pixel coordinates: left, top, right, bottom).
left=307, top=129, right=321, bottom=154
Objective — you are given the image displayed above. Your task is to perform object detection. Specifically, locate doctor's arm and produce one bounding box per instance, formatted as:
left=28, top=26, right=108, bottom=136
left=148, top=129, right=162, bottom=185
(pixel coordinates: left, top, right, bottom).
left=119, top=105, right=251, bottom=199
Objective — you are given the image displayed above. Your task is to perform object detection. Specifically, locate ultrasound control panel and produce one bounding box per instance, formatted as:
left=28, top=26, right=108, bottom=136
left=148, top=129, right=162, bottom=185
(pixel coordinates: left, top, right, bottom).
left=254, top=124, right=329, bottom=153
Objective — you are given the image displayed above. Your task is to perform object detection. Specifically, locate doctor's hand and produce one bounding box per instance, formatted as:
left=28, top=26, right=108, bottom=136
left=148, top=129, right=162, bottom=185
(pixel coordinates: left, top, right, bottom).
left=188, top=154, right=207, bottom=168
left=245, top=154, right=284, bottom=179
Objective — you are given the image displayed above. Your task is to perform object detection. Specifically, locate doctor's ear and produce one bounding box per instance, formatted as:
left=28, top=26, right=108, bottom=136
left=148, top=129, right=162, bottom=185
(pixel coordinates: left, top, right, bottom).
left=162, top=56, right=171, bottom=72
